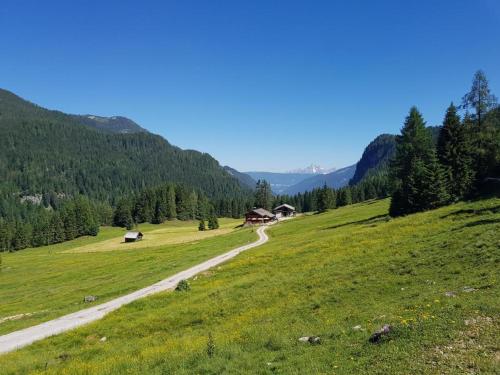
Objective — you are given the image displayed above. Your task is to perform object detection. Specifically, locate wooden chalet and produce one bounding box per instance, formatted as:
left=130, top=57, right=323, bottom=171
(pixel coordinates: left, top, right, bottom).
left=124, top=231, right=143, bottom=242
left=273, top=204, right=296, bottom=218
left=245, top=208, right=276, bottom=224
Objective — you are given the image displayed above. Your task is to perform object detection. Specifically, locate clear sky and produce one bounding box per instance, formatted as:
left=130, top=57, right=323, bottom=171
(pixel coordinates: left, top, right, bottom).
left=1, top=1, right=499, bottom=172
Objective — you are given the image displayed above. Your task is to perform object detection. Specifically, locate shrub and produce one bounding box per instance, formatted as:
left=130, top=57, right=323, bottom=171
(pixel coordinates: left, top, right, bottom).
left=175, top=279, right=190, bottom=292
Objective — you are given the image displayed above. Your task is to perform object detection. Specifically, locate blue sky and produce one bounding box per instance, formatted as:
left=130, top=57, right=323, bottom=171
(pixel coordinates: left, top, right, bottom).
left=1, top=1, right=499, bottom=172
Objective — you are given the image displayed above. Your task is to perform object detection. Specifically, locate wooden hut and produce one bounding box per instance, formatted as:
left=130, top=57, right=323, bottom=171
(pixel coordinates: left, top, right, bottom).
left=245, top=208, right=276, bottom=224
left=124, top=231, right=143, bottom=242
left=273, top=204, right=296, bottom=218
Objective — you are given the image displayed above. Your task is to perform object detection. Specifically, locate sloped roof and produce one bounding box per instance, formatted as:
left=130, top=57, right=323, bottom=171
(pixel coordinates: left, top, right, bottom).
left=248, top=208, right=275, bottom=218
left=124, top=231, right=143, bottom=239
left=274, top=203, right=295, bottom=211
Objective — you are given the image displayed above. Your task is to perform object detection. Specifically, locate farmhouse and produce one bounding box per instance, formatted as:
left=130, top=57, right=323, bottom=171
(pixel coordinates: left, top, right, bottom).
left=124, top=231, right=143, bottom=242
left=245, top=208, right=276, bottom=224
left=273, top=204, right=296, bottom=218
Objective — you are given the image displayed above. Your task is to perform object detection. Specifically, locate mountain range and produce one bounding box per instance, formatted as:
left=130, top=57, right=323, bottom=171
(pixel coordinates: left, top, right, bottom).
left=244, top=171, right=315, bottom=194
left=0, top=87, right=440, bottom=202
left=286, top=164, right=336, bottom=174
left=0, top=88, right=251, bottom=203
left=283, top=165, right=357, bottom=195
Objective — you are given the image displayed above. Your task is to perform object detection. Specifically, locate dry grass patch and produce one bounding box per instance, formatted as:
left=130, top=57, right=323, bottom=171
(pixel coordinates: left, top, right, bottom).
left=64, top=218, right=242, bottom=253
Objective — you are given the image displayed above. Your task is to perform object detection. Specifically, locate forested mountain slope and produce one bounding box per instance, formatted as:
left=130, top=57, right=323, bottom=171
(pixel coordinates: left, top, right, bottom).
left=350, top=127, right=442, bottom=185
left=349, top=134, right=396, bottom=185
left=0, top=89, right=251, bottom=202
left=223, top=166, right=256, bottom=189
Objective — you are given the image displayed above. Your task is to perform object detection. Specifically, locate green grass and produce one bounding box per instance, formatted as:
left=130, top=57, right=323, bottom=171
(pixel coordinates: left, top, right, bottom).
left=1, top=199, right=499, bottom=374
left=0, top=218, right=254, bottom=335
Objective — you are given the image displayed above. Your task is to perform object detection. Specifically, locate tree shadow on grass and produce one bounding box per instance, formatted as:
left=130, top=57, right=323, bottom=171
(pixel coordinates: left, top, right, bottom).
left=324, top=214, right=390, bottom=230
left=441, top=205, right=500, bottom=219
left=462, top=218, right=500, bottom=228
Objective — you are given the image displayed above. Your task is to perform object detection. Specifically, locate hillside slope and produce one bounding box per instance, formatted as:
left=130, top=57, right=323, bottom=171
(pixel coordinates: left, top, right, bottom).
left=0, top=89, right=250, bottom=201
left=284, top=164, right=356, bottom=194
left=223, top=166, right=256, bottom=189
left=350, top=127, right=442, bottom=185
left=2, top=198, right=498, bottom=374
left=74, top=115, right=147, bottom=134
left=350, top=134, right=396, bottom=185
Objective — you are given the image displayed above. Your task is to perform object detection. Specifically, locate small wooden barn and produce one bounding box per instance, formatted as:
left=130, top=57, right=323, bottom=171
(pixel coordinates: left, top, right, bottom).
left=273, top=204, right=296, bottom=218
left=245, top=208, right=276, bottom=224
left=124, top=231, right=143, bottom=242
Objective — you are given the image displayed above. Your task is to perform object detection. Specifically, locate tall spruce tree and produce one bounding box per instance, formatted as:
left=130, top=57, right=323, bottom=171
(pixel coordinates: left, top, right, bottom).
left=208, top=215, right=219, bottom=230
left=166, top=185, right=177, bottom=220
left=254, top=180, right=273, bottom=211
left=389, top=107, right=448, bottom=216
left=461, top=72, right=499, bottom=187
left=461, top=70, right=498, bottom=128
left=113, top=198, right=134, bottom=229
left=316, top=184, right=331, bottom=213
left=337, top=187, right=352, bottom=207
left=198, top=219, right=206, bottom=231
left=437, top=103, right=474, bottom=200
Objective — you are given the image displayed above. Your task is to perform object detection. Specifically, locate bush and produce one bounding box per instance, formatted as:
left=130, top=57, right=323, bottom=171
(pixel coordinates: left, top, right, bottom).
left=175, top=279, right=190, bottom=292
left=198, top=220, right=206, bottom=231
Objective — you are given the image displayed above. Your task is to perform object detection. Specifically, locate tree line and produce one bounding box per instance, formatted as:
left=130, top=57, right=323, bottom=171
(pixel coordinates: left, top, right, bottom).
left=389, top=70, right=499, bottom=216
left=0, top=195, right=103, bottom=251
left=0, top=181, right=255, bottom=252
left=272, top=70, right=499, bottom=217
left=112, top=183, right=239, bottom=229
left=253, top=178, right=388, bottom=214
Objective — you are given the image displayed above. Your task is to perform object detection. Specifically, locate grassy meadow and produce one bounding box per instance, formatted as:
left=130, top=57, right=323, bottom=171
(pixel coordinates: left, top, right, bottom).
left=0, top=218, right=254, bottom=335
left=1, top=198, right=499, bottom=374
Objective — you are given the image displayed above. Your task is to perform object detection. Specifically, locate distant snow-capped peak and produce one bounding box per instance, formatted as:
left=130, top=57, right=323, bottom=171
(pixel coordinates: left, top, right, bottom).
left=287, top=164, right=336, bottom=174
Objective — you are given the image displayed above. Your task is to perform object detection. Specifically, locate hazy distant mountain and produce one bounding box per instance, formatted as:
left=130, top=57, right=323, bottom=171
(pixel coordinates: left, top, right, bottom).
left=245, top=172, right=314, bottom=194
left=284, top=165, right=356, bottom=195
left=75, top=115, right=148, bottom=134
left=223, top=166, right=256, bottom=189
left=287, top=164, right=336, bottom=174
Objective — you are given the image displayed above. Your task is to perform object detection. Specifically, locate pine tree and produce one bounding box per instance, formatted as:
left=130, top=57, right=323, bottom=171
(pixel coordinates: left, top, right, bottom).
left=316, top=184, right=335, bottom=212
left=50, top=212, right=66, bottom=244
left=0, top=219, right=12, bottom=251
left=437, top=103, right=474, bottom=200
left=113, top=198, right=134, bottom=229
left=12, top=222, right=31, bottom=250
left=461, top=70, right=498, bottom=128
left=389, top=107, right=449, bottom=216
left=337, top=188, right=352, bottom=207
left=460, top=72, right=500, bottom=188
left=208, top=215, right=219, bottom=230
left=198, top=219, right=206, bottom=231
left=61, top=203, right=78, bottom=240
left=166, top=185, right=177, bottom=220
left=316, top=185, right=328, bottom=213
left=74, top=196, right=99, bottom=236
left=254, top=180, right=273, bottom=211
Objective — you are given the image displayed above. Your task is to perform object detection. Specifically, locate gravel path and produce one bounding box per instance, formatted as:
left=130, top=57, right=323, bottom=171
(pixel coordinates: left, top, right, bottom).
left=0, top=225, right=269, bottom=355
